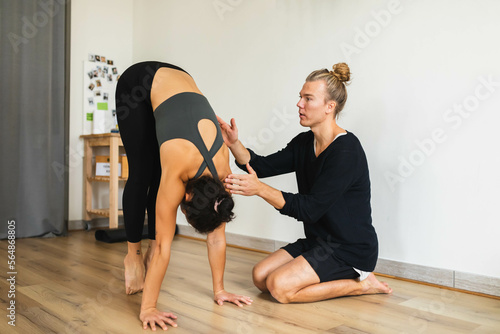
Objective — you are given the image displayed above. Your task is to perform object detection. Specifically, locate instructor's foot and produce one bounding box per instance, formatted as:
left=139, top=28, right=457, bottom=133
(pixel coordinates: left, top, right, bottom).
left=360, top=273, right=393, bottom=295
left=124, top=252, right=145, bottom=295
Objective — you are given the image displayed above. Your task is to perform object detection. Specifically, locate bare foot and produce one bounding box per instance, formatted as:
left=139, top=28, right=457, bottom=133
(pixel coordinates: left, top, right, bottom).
left=124, top=252, right=145, bottom=295
left=360, top=273, right=393, bottom=295
left=143, top=240, right=156, bottom=274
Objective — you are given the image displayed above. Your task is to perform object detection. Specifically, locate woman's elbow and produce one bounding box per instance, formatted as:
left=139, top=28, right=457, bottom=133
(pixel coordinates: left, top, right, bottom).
left=154, top=237, right=173, bottom=258
left=206, top=236, right=226, bottom=248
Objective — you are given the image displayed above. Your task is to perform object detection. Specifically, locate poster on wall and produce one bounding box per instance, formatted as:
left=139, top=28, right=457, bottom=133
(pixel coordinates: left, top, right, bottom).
left=82, top=54, right=121, bottom=135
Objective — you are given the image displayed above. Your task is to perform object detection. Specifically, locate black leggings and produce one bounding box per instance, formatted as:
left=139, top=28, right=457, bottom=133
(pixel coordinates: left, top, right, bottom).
left=115, top=62, right=187, bottom=243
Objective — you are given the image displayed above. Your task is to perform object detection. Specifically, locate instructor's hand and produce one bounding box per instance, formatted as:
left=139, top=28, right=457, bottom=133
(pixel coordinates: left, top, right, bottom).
left=225, top=163, right=261, bottom=196
left=214, top=290, right=253, bottom=307
left=140, top=308, right=177, bottom=331
left=216, top=115, right=239, bottom=147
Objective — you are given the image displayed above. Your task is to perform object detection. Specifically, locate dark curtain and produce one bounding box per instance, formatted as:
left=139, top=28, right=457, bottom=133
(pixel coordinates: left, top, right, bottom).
left=0, top=0, right=68, bottom=238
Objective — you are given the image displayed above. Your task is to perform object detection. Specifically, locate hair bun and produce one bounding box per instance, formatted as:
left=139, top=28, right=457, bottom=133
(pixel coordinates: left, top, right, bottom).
left=331, top=63, right=351, bottom=83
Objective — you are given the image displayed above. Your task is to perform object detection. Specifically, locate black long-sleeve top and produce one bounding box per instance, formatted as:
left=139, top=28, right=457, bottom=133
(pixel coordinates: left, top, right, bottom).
left=236, top=131, right=378, bottom=271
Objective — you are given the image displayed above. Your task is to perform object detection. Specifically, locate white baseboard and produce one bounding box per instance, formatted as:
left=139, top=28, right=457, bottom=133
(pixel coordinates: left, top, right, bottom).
left=375, top=259, right=500, bottom=297
left=177, top=224, right=281, bottom=252
left=454, top=271, right=500, bottom=297
left=374, top=258, right=455, bottom=287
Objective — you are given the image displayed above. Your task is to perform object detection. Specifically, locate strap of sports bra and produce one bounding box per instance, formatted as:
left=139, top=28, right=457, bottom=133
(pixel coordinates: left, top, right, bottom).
left=193, top=120, right=223, bottom=180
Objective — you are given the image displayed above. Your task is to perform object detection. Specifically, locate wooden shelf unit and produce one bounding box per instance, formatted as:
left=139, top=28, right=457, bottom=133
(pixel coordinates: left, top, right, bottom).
left=88, top=176, right=128, bottom=182
left=80, top=133, right=127, bottom=229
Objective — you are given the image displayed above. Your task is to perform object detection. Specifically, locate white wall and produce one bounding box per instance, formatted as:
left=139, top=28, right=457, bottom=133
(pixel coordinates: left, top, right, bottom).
left=131, top=0, right=500, bottom=279
left=69, top=0, right=134, bottom=221
left=69, top=0, right=500, bottom=279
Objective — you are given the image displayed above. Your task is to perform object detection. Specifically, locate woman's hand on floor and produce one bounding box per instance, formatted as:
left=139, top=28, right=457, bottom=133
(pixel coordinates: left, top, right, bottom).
left=214, top=290, right=253, bottom=307
left=140, top=307, right=177, bottom=331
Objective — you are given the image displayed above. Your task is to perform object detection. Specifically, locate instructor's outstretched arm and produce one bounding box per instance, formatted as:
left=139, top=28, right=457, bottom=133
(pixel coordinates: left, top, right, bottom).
left=225, top=163, right=285, bottom=210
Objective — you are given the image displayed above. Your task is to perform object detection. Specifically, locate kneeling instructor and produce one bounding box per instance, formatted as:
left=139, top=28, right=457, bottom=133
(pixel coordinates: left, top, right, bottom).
left=218, top=63, right=392, bottom=304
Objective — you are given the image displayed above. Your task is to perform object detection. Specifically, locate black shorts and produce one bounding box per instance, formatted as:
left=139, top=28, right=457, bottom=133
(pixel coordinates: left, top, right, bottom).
left=282, top=238, right=360, bottom=283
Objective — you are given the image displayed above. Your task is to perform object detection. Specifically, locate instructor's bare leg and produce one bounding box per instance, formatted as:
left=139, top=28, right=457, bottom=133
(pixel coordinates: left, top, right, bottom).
left=124, top=241, right=145, bottom=295
left=253, top=249, right=294, bottom=292
left=266, top=256, right=392, bottom=303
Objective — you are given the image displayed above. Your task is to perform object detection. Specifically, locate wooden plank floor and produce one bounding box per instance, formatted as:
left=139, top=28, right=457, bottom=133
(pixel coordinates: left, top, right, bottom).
left=1, top=231, right=499, bottom=333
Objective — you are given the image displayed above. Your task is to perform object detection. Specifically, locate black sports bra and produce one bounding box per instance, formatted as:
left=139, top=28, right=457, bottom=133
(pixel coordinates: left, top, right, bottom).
left=153, top=92, right=224, bottom=179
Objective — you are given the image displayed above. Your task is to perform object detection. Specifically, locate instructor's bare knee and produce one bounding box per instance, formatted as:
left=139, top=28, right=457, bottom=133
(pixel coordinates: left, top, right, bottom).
left=266, top=273, right=292, bottom=304
left=252, top=264, right=268, bottom=291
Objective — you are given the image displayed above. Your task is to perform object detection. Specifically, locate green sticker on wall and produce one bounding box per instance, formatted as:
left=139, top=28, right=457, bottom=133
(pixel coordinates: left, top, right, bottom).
left=97, top=102, right=108, bottom=110
left=87, top=113, right=93, bottom=121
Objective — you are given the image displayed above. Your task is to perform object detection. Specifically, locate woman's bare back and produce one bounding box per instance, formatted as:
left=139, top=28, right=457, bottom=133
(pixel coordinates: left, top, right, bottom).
left=151, top=68, right=231, bottom=182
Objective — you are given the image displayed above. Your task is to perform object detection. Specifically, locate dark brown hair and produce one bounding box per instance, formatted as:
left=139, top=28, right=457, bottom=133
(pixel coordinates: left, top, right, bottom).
left=180, top=175, right=234, bottom=234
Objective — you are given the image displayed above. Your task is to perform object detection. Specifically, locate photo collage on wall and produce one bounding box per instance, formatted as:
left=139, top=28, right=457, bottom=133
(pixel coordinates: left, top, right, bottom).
left=83, top=54, right=121, bottom=135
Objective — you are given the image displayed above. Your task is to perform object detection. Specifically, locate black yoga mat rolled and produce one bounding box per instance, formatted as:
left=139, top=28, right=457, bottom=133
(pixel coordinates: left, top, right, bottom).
left=95, top=225, right=178, bottom=243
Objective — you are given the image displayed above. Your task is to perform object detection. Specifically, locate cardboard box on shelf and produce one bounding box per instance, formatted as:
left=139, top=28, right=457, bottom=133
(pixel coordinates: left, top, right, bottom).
left=95, top=155, right=122, bottom=177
